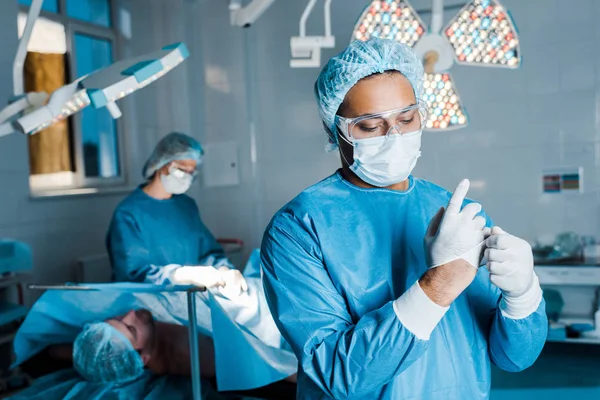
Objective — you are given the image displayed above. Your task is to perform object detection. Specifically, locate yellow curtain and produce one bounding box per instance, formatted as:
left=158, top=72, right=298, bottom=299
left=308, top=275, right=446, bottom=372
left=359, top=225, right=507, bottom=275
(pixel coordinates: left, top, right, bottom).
left=24, top=52, right=72, bottom=175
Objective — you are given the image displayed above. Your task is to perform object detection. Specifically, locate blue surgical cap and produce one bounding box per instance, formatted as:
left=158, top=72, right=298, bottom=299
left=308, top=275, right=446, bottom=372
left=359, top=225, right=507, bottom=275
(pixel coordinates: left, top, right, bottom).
left=73, top=322, right=145, bottom=384
left=314, top=38, right=424, bottom=150
left=142, top=132, right=204, bottom=179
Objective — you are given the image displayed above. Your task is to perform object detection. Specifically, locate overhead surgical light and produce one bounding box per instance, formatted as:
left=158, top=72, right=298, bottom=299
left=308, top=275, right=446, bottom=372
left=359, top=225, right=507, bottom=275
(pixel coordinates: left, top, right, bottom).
left=352, top=0, right=521, bottom=131
left=353, top=0, right=425, bottom=47
left=0, top=0, right=189, bottom=139
left=444, top=0, right=520, bottom=68
left=423, top=71, right=467, bottom=130
left=290, top=0, right=336, bottom=68
left=14, top=43, right=188, bottom=136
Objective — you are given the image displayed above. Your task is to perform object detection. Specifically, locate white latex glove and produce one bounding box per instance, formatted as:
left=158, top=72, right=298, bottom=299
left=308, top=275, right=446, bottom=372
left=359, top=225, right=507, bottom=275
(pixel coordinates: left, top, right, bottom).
left=217, top=267, right=249, bottom=299
left=170, top=266, right=225, bottom=288
left=425, top=179, right=489, bottom=269
left=485, top=227, right=542, bottom=319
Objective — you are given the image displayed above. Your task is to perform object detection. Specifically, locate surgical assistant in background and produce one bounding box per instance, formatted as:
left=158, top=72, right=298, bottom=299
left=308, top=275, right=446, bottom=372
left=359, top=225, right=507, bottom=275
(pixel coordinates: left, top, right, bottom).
left=106, top=132, right=247, bottom=295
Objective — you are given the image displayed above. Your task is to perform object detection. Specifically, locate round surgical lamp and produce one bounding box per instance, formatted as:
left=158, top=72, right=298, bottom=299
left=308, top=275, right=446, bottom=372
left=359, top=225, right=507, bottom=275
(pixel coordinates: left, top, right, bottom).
left=352, top=0, right=521, bottom=131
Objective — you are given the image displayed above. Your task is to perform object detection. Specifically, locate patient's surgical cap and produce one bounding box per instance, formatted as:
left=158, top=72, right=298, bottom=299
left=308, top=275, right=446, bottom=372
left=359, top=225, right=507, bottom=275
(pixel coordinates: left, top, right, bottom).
left=314, top=38, right=424, bottom=151
left=73, top=322, right=145, bottom=384
left=142, top=132, right=204, bottom=179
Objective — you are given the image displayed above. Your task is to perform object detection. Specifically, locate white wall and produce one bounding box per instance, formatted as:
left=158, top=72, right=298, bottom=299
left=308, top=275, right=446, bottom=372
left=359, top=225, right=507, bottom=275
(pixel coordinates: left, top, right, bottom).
left=184, top=0, right=600, bottom=253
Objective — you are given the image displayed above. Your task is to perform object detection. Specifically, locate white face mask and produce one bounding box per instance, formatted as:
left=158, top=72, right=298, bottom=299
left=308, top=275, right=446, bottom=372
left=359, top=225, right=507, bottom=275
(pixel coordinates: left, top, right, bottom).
left=346, top=130, right=422, bottom=187
left=160, top=172, right=193, bottom=194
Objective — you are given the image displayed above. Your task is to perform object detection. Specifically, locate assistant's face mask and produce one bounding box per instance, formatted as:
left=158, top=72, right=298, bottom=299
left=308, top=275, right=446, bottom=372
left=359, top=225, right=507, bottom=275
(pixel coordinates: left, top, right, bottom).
left=160, top=169, right=193, bottom=194
left=346, top=130, right=422, bottom=187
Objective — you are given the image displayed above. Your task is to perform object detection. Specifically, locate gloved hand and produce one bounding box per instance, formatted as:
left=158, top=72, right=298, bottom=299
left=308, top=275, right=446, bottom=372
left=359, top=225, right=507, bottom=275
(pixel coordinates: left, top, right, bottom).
left=425, top=179, right=489, bottom=269
left=170, top=266, right=226, bottom=288
left=485, top=227, right=543, bottom=319
left=217, top=266, right=249, bottom=299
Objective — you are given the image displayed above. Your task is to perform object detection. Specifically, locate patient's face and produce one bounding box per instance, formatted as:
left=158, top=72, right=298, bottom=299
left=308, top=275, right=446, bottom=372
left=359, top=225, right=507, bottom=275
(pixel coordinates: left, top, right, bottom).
left=106, top=309, right=155, bottom=364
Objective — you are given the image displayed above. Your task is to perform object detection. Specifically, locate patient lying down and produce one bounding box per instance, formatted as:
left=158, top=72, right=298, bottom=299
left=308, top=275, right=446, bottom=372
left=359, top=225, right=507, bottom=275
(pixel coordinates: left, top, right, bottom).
left=47, top=308, right=297, bottom=385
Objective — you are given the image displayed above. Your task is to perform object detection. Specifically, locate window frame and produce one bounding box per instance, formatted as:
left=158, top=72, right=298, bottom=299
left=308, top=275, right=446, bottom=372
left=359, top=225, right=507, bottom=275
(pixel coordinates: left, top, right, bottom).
left=20, top=0, right=129, bottom=191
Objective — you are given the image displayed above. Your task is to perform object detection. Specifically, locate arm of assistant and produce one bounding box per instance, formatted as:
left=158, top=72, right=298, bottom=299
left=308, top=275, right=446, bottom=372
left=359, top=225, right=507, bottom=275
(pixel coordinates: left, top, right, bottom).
left=485, top=227, right=548, bottom=372
left=108, top=210, right=182, bottom=285
left=261, top=215, right=448, bottom=399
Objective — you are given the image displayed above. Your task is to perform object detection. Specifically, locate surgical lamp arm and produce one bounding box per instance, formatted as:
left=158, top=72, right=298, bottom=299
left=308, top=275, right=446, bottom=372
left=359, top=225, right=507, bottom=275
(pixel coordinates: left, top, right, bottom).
left=324, top=0, right=332, bottom=37
left=290, top=0, right=335, bottom=68
left=14, top=0, right=44, bottom=96
left=299, top=0, right=332, bottom=38
left=299, top=0, right=317, bottom=37
left=230, top=0, right=276, bottom=27
left=431, top=0, right=444, bottom=34
left=0, top=0, right=49, bottom=138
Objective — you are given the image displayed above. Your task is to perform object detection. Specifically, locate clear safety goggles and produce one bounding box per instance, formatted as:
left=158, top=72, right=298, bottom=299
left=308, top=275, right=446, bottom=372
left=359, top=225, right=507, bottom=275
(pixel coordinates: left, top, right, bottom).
left=169, top=163, right=198, bottom=179
left=335, top=101, right=428, bottom=141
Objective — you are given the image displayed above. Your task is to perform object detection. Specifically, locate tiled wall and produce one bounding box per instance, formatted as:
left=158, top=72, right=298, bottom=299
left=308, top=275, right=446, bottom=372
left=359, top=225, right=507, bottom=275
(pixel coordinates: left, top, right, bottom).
left=188, top=0, right=600, bottom=256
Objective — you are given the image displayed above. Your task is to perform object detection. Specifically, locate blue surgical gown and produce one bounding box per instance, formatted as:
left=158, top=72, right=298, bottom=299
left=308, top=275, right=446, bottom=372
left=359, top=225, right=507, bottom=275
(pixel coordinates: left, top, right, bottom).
left=261, top=172, right=547, bottom=400
left=107, top=187, right=232, bottom=285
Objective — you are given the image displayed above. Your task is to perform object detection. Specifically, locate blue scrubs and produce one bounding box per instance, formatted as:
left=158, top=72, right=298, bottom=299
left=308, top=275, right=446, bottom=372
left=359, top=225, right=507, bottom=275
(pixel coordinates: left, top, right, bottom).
left=107, top=187, right=232, bottom=285
left=261, top=172, right=547, bottom=400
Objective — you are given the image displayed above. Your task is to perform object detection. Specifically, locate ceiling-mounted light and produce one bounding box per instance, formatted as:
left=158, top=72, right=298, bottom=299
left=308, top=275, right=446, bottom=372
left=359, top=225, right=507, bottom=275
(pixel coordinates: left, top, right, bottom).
left=353, top=0, right=425, bottom=47
left=229, top=0, right=276, bottom=27
left=423, top=72, right=467, bottom=130
left=0, top=0, right=189, bottom=139
left=444, top=0, right=520, bottom=68
left=290, top=0, right=336, bottom=68
left=13, top=43, right=189, bottom=136
left=352, top=0, right=521, bottom=131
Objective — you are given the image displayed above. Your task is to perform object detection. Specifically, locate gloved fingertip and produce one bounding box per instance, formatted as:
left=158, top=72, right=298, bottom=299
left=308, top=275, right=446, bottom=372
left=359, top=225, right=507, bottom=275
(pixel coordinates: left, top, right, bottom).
left=491, top=226, right=506, bottom=235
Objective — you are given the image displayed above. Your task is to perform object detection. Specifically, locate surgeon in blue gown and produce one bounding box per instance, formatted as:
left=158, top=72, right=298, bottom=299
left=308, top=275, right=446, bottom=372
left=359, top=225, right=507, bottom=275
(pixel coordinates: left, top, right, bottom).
left=261, top=39, right=547, bottom=400
left=107, top=132, right=246, bottom=291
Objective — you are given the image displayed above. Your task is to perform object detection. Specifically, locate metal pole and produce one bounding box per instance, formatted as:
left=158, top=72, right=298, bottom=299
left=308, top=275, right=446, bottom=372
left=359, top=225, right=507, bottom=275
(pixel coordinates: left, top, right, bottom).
left=187, top=290, right=202, bottom=400
left=14, top=0, right=44, bottom=95
left=430, top=0, right=444, bottom=34
left=324, top=0, right=333, bottom=38
left=299, top=0, right=318, bottom=37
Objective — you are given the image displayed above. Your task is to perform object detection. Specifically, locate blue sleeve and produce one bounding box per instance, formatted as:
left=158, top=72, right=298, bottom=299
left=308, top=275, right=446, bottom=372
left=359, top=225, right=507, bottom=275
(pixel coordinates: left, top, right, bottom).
left=471, top=207, right=548, bottom=372
left=261, top=213, right=429, bottom=399
left=489, top=299, right=547, bottom=371
left=107, top=210, right=181, bottom=285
